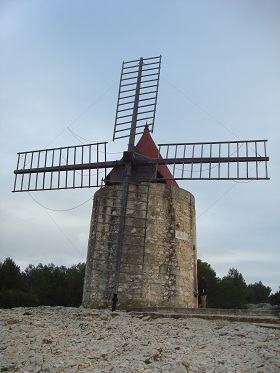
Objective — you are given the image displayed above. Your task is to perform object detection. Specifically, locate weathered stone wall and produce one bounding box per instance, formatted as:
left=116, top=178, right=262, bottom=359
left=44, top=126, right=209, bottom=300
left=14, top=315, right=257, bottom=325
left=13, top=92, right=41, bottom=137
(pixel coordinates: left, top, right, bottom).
left=83, top=183, right=197, bottom=309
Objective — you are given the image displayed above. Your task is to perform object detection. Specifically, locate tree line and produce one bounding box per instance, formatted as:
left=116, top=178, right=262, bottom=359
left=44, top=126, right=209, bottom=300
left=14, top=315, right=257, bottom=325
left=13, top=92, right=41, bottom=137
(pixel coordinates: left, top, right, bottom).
left=197, top=259, right=279, bottom=308
left=0, top=258, right=85, bottom=308
left=0, top=257, right=279, bottom=309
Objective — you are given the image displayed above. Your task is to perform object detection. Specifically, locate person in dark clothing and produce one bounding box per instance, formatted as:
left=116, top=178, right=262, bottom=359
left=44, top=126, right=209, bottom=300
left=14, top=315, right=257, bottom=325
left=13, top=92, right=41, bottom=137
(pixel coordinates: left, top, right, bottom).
left=198, top=276, right=208, bottom=308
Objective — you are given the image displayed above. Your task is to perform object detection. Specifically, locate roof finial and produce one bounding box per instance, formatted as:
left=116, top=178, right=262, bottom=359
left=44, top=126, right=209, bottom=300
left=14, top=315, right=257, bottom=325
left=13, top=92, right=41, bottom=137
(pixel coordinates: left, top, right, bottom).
left=144, top=122, right=149, bottom=132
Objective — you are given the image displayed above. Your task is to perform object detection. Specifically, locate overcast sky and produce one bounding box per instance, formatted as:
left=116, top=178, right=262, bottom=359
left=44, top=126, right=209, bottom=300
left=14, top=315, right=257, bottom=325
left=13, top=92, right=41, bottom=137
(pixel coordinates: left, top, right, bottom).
left=1, top=0, right=279, bottom=293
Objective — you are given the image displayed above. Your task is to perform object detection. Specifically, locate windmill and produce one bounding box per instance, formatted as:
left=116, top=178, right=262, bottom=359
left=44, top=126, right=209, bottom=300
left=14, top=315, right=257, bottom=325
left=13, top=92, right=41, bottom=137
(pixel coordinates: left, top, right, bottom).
left=13, top=55, right=269, bottom=311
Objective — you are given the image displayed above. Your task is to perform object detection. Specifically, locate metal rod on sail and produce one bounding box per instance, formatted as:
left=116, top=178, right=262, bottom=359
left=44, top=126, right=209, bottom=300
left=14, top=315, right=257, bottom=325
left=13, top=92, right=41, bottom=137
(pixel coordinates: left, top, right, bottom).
left=112, top=162, right=131, bottom=311
left=128, top=57, right=143, bottom=150
left=112, top=58, right=144, bottom=311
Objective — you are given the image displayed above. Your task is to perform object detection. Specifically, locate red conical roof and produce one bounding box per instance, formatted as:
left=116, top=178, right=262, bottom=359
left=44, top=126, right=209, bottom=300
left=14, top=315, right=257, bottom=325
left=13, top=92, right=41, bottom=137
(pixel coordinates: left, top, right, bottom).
left=135, top=126, right=178, bottom=187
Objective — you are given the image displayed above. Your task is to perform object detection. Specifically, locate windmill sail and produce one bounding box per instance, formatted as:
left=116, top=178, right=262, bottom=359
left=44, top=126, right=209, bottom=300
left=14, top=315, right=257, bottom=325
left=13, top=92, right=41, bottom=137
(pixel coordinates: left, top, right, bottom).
left=156, top=139, right=269, bottom=180
left=13, top=138, right=269, bottom=192
left=113, top=55, right=161, bottom=141
left=13, top=142, right=108, bottom=192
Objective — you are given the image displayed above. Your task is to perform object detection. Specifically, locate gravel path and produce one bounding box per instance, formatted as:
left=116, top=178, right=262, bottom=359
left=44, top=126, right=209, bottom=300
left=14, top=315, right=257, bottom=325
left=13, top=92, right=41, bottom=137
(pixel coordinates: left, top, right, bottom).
left=0, top=306, right=279, bottom=372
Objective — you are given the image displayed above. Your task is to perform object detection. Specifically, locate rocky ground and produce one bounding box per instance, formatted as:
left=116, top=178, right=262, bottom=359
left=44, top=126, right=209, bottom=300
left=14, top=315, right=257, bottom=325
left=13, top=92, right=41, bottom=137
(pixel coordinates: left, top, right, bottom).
left=0, top=306, right=279, bottom=372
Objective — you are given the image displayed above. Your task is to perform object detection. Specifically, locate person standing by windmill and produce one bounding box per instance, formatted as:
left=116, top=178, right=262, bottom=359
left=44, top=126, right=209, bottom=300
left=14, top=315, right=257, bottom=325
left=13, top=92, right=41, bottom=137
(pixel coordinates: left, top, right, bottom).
left=198, top=276, right=208, bottom=308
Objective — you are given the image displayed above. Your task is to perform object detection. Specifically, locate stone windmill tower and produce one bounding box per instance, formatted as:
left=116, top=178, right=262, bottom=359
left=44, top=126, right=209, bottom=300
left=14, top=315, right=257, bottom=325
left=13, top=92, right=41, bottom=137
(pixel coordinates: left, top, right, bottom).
left=13, top=55, right=269, bottom=311
left=83, top=124, right=197, bottom=310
